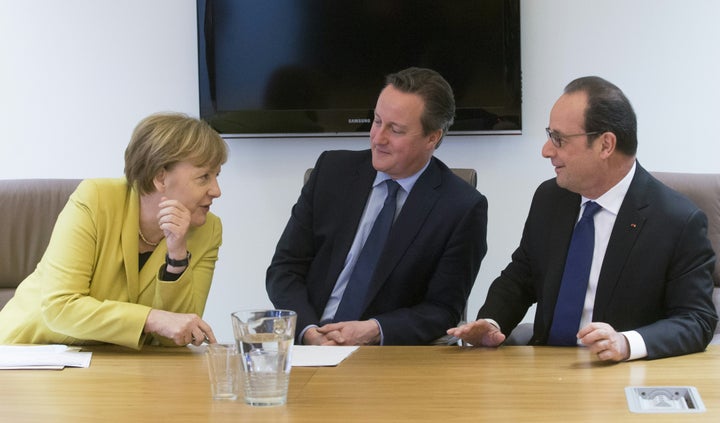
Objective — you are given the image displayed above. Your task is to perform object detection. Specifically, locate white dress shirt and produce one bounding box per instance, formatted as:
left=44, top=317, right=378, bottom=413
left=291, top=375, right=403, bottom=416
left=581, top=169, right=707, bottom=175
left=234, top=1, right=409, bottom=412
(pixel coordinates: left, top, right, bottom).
left=578, top=161, right=646, bottom=359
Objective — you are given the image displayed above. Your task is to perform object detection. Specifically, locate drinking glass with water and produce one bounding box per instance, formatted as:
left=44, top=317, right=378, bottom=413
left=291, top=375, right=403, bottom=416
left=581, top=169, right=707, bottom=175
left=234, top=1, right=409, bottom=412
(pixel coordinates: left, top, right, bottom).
left=231, top=309, right=297, bottom=406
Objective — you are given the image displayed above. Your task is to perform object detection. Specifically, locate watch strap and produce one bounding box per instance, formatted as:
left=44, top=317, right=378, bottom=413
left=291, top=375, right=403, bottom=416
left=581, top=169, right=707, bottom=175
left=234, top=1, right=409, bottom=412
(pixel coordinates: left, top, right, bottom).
left=166, top=251, right=191, bottom=267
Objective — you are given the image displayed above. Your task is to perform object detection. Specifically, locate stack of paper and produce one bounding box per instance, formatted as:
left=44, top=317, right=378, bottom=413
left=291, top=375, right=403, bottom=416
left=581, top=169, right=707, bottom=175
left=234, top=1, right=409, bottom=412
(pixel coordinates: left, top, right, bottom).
left=0, top=344, right=92, bottom=370
left=290, top=345, right=358, bottom=367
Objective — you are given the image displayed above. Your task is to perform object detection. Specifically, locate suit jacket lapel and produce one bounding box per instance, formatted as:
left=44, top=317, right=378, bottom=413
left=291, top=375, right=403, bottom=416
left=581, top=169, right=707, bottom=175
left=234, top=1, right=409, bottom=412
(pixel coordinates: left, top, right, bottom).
left=593, top=166, right=649, bottom=320
left=541, top=189, right=581, bottom=331
left=324, top=157, right=376, bottom=293
left=137, top=244, right=166, bottom=299
left=122, top=187, right=141, bottom=303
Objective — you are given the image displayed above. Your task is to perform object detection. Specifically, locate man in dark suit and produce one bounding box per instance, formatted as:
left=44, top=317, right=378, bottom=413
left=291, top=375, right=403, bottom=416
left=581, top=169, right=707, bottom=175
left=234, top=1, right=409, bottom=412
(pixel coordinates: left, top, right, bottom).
left=266, top=67, right=488, bottom=346
left=448, top=76, right=717, bottom=361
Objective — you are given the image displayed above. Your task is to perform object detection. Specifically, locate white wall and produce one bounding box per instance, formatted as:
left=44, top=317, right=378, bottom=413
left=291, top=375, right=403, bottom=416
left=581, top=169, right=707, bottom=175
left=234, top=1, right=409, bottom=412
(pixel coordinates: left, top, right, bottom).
left=2, top=0, right=719, bottom=342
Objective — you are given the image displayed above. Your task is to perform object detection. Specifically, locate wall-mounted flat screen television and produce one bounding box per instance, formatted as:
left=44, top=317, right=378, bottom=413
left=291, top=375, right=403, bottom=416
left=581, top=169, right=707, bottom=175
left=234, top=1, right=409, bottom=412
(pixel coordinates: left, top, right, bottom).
left=197, top=0, right=521, bottom=138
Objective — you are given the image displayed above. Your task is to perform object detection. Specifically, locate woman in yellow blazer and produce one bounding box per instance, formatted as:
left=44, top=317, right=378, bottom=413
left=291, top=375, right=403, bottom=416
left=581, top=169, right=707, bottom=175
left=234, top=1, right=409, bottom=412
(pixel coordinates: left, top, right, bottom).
left=0, top=113, right=228, bottom=349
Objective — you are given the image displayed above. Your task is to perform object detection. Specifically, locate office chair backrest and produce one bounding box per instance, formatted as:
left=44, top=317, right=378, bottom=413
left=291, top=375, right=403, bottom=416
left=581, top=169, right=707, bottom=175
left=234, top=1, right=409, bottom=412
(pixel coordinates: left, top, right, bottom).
left=0, top=179, right=81, bottom=307
left=652, top=171, right=720, bottom=343
left=651, top=172, right=720, bottom=286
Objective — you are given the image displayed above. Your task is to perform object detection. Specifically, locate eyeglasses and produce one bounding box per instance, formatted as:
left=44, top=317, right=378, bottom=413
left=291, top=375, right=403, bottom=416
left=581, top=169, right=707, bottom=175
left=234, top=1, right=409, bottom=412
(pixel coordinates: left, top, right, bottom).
left=545, top=127, right=602, bottom=148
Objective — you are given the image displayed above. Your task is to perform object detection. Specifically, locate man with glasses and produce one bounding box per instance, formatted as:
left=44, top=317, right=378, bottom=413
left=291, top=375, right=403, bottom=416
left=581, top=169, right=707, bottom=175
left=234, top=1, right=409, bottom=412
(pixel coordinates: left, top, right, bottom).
left=448, top=76, right=717, bottom=361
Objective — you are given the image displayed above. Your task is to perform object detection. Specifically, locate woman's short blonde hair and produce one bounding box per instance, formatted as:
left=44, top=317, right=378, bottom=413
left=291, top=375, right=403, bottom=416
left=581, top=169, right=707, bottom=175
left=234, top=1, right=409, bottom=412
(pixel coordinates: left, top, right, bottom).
left=124, top=112, right=228, bottom=195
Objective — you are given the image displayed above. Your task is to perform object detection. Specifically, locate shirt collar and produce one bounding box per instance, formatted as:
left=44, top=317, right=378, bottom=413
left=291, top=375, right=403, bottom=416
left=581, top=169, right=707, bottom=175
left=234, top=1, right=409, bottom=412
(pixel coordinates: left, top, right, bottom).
left=582, top=161, right=636, bottom=215
left=373, top=158, right=432, bottom=193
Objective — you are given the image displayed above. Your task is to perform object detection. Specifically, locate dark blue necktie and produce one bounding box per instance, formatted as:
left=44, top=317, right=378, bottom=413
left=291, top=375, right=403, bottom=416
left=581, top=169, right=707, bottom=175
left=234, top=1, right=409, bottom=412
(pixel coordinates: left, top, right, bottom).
left=548, top=201, right=602, bottom=346
left=334, top=179, right=401, bottom=322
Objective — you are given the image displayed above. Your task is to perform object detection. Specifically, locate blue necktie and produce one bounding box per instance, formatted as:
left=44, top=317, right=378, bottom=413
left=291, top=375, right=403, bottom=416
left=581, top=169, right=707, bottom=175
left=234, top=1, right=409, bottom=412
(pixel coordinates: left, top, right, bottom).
left=548, top=201, right=602, bottom=346
left=334, top=179, right=401, bottom=322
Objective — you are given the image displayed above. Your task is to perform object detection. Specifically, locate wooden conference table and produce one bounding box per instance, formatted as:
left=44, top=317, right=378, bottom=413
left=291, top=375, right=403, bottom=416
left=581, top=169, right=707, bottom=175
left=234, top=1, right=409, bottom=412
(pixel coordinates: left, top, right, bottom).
left=1, top=344, right=718, bottom=422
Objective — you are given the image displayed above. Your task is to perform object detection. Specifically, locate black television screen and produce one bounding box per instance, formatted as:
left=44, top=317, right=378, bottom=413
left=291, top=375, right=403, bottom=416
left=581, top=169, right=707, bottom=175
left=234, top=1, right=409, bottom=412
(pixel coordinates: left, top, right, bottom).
left=197, top=0, right=521, bottom=138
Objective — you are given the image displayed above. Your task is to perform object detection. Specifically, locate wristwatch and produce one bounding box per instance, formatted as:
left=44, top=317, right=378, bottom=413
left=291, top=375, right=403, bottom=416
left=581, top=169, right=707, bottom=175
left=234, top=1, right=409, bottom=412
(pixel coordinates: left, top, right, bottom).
left=166, top=251, right=191, bottom=267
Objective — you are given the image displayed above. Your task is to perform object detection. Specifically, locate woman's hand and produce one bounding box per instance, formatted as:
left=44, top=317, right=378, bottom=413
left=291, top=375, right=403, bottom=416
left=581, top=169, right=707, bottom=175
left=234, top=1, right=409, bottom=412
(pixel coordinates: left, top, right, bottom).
left=157, top=197, right=191, bottom=258
left=144, top=309, right=217, bottom=346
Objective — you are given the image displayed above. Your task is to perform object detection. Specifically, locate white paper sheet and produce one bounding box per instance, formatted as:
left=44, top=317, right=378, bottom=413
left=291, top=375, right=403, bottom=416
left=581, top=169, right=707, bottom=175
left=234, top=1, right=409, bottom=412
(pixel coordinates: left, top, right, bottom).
left=0, top=345, right=92, bottom=369
left=291, top=345, right=358, bottom=367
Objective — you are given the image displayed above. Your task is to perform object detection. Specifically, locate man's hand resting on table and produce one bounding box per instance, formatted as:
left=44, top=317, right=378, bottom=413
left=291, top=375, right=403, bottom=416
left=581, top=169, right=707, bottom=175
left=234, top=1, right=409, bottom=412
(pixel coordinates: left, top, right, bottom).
left=446, top=319, right=506, bottom=347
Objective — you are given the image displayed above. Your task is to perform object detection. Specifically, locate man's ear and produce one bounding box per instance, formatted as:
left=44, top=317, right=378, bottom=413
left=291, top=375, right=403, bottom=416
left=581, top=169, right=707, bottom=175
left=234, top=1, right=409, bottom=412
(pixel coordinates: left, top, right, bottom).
left=427, top=129, right=443, bottom=150
left=598, top=132, right=617, bottom=159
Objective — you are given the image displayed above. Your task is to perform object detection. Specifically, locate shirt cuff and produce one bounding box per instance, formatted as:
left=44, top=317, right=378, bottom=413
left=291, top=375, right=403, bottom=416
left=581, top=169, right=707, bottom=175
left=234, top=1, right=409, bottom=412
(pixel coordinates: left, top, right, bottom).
left=622, top=330, right=647, bottom=361
left=484, top=318, right=501, bottom=332
left=370, top=318, right=384, bottom=345
left=298, top=324, right=318, bottom=345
